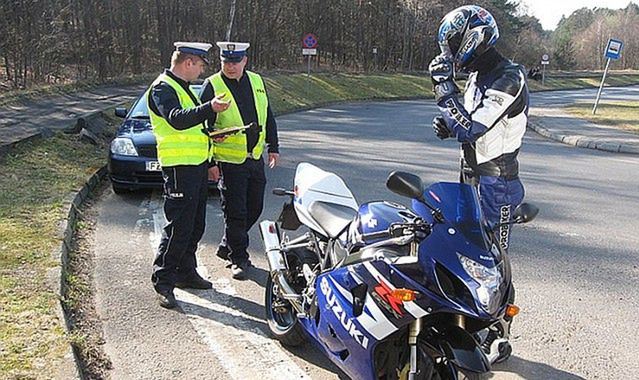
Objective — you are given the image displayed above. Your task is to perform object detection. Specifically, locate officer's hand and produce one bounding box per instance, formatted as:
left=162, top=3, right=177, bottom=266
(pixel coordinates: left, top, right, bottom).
left=268, top=153, right=280, bottom=169
left=211, top=93, right=231, bottom=113
left=208, top=165, right=220, bottom=181
left=428, top=53, right=455, bottom=84
left=432, top=116, right=454, bottom=140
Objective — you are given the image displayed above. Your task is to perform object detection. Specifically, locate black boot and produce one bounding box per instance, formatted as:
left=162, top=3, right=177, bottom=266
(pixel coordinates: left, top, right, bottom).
left=175, top=273, right=213, bottom=289
left=156, top=290, right=177, bottom=309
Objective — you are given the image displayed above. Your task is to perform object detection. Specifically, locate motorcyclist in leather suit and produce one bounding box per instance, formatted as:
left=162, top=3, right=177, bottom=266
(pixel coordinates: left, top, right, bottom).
left=429, top=5, right=529, bottom=364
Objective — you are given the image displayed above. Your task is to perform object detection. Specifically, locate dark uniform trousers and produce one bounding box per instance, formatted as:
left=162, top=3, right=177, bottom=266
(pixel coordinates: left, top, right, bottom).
left=219, top=157, right=266, bottom=264
left=152, top=162, right=208, bottom=292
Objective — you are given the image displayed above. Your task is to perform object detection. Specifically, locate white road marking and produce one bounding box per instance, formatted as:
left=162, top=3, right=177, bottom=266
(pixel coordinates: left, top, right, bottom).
left=609, top=157, right=639, bottom=165
left=559, top=232, right=581, bottom=238
left=176, top=288, right=310, bottom=380
left=146, top=193, right=311, bottom=380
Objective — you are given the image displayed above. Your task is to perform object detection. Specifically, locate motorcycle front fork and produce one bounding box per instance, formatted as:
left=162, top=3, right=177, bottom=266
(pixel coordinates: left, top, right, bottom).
left=406, top=315, right=467, bottom=379
left=407, top=318, right=423, bottom=380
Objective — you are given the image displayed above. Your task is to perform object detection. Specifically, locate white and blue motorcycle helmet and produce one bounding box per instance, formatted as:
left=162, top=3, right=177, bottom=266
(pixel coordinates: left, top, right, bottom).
left=437, top=5, right=499, bottom=71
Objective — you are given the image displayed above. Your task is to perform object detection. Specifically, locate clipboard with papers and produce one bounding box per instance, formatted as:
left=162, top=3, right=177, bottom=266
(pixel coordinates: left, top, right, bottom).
left=207, top=124, right=252, bottom=138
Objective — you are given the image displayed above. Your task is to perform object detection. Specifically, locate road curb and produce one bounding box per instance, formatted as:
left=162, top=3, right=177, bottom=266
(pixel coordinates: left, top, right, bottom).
left=527, top=119, right=639, bottom=155
left=48, top=165, right=108, bottom=380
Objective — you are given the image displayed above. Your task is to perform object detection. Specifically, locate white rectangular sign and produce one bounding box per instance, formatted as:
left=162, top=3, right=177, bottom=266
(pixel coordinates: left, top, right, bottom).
left=302, top=48, right=317, bottom=56
left=146, top=161, right=161, bottom=171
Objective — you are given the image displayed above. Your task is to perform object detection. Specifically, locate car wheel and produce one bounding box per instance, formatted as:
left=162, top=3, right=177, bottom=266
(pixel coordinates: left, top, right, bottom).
left=112, top=184, right=128, bottom=195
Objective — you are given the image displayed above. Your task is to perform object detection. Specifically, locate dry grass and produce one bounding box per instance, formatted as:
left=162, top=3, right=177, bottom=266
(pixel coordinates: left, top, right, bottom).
left=564, top=101, right=639, bottom=134
left=0, top=132, right=110, bottom=379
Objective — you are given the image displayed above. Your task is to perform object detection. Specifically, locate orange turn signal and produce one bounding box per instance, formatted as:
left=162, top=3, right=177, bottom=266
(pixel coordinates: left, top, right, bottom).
left=390, top=289, right=418, bottom=302
left=505, top=304, right=520, bottom=318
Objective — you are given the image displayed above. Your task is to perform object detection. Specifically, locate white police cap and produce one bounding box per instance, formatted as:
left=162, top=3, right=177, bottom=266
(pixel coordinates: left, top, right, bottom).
left=173, top=42, right=212, bottom=64
left=216, top=41, right=250, bottom=63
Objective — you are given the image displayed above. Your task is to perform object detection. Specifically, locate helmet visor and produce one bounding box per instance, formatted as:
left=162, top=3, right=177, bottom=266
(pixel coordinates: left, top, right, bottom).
left=446, top=33, right=463, bottom=57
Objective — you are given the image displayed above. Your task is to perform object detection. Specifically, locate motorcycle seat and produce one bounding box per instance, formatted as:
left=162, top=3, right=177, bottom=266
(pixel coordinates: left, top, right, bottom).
left=308, top=201, right=358, bottom=238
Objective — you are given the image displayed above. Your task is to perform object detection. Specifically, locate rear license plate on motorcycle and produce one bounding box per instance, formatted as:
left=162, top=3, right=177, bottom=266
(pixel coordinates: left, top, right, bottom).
left=146, top=161, right=161, bottom=171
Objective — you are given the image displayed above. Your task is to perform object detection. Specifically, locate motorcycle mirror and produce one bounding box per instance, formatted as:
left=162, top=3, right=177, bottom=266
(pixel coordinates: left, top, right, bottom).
left=387, top=171, right=446, bottom=223
left=494, top=202, right=540, bottom=231
left=512, top=202, right=539, bottom=224
left=114, top=107, right=128, bottom=118
left=386, top=171, right=424, bottom=201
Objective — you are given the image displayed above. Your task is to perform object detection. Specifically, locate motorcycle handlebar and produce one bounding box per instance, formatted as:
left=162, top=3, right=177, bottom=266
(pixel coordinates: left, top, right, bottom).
left=273, top=188, right=294, bottom=197
left=361, top=220, right=431, bottom=242
left=361, top=230, right=391, bottom=241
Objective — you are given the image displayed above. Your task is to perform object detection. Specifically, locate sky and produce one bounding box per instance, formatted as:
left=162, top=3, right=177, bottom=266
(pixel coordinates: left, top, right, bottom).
left=520, top=0, right=639, bottom=30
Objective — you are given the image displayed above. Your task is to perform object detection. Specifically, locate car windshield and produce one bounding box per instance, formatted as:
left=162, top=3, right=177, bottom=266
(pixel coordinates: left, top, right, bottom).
left=127, top=84, right=202, bottom=119
left=129, top=96, right=149, bottom=118
left=422, top=182, right=490, bottom=249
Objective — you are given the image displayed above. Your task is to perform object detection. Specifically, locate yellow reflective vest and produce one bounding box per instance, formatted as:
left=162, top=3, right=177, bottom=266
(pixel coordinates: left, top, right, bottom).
left=147, top=73, right=209, bottom=167
left=208, top=71, right=268, bottom=164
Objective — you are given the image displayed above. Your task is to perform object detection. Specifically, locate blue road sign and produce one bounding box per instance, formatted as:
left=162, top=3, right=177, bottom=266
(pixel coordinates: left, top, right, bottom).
left=605, top=39, right=623, bottom=60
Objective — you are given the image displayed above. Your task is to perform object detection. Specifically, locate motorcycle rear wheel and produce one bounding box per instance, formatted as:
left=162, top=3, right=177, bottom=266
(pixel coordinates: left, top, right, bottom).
left=265, top=274, right=306, bottom=346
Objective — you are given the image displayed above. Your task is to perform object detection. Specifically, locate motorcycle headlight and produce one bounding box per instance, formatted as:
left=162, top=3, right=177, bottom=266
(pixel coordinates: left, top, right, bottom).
left=457, top=253, right=502, bottom=313
left=110, top=137, right=138, bottom=156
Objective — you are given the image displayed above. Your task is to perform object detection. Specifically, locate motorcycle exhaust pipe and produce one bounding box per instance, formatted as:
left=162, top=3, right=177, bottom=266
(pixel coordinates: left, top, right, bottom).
left=259, top=220, right=287, bottom=273
left=259, top=221, right=304, bottom=313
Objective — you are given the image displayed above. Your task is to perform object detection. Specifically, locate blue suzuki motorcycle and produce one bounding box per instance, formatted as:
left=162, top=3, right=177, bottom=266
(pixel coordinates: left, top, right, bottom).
left=259, top=163, right=537, bottom=380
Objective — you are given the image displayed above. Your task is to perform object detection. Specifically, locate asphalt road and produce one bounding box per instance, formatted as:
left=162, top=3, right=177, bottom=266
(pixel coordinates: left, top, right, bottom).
left=531, top=85, right=639, bottom=106
left=93, top=94, right=639, bottom=379
left=0, top=85, right=145, bottom=149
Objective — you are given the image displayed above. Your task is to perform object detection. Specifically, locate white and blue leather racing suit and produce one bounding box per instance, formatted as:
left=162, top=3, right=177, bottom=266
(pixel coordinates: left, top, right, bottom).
left=437, top=57, right=528, bottom=251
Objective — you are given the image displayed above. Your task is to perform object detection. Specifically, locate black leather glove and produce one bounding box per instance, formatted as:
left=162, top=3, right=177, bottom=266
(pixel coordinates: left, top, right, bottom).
left=432, top=116, right=454, bottom=140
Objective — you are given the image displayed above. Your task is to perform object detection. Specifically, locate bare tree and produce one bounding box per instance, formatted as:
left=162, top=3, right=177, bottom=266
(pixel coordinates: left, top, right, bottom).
left=0, top=0, right=636, bottom=90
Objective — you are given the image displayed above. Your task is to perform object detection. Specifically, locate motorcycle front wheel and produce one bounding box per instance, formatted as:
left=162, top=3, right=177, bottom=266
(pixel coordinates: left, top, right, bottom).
left=395, top=343, right=490, bottom=380
left=264, top=274, right=306, bottom=346
left=395, top=341, right=443, bottom=380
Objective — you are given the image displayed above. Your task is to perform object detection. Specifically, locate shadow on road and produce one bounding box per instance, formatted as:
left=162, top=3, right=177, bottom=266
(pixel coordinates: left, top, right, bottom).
left=179, top=286, right=265, bottom=323
left=177, top=284, right=348, bottom=378
left=494, top=355, right=586, bottom=379
left=245, top=264, right=268, bottom=288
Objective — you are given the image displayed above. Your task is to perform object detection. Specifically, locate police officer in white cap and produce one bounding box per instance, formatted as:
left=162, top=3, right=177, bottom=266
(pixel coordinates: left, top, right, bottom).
left=200, top=41, right=280, bottom=280
left=148, top=42, right=230, bottom=308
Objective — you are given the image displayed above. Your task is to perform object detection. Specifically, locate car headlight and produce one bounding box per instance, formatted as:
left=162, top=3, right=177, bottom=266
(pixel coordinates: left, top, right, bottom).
left=457, top=253, right=502, bottom=313
left=110, top=137, right=138, bottom=156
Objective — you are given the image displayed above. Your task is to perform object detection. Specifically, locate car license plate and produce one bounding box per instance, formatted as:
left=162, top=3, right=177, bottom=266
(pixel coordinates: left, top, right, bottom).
left=146, top=161, right=161, bottom=171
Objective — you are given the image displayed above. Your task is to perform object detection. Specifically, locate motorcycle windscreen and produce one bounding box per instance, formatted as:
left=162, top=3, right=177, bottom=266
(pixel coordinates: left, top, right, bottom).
left=418, top=182, right=491, bottom=250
